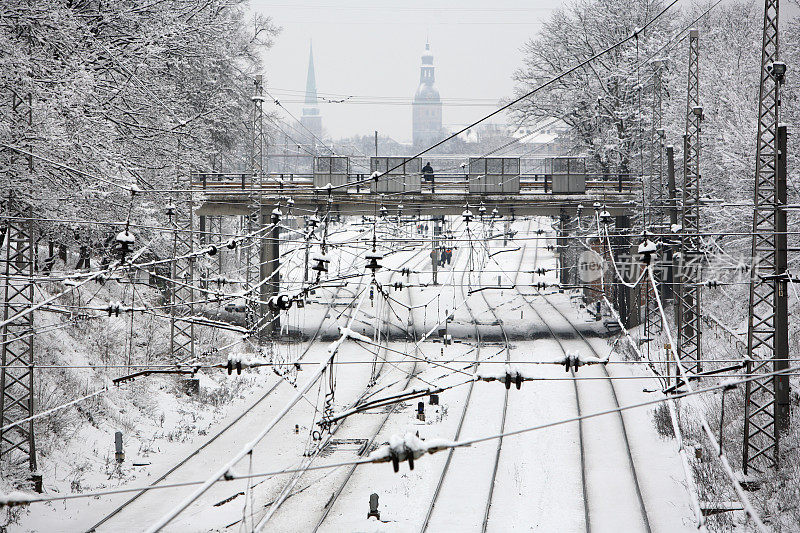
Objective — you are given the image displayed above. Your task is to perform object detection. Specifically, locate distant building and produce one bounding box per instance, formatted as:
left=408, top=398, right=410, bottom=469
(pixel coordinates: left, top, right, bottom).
left=412, top=41, right=443, bottom=148
left=301, top=42, right=322, bottom=141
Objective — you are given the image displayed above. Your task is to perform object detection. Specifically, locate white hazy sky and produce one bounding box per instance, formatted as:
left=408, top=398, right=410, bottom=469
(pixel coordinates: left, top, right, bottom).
left=250, top=1, right=798, bottom=143
left=250, top=1, right=563, bottom=142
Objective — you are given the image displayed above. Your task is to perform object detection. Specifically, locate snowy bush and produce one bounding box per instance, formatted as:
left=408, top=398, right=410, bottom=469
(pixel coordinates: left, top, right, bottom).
left=650, top=403, right=674, bottom=439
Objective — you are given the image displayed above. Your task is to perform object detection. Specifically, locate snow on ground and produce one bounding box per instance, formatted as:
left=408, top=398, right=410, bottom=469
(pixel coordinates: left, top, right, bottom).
left=14, top=218, right=699, bottom=532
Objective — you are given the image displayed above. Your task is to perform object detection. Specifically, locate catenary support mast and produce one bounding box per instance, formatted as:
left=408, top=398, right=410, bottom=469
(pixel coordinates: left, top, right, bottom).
left=676, top=29, right=702, bottom=374
left=743, top=0, right=788, bottom=475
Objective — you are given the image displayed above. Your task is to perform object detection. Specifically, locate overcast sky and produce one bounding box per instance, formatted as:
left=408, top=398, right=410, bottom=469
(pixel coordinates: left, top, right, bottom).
left=250, top=1, right=798, bottom=144
left=250, top=1, right=562, bottom=143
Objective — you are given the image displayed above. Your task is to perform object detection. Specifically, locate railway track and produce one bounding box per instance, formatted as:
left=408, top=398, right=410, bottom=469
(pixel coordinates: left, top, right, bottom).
left=419, top=236, right=483, bottom=532
left=293, top=226, right=439, bottom=531
left=420, top=218, right=524, bottom=532
left=306, top=253, right=430, bottom=530
left=310, top=218, right=487, bottom=532
left=218, top=232, right=433, bottom=530
left=508, top=219, right=651, bottom=533
left=87, top=228, right=374, bottom=533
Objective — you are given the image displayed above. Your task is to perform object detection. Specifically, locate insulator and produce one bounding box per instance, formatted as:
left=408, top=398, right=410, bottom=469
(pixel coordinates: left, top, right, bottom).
left=115, top=230, right=135, bottom=257
left=366, top=253, right=383, bottom=272
left=277, top=293, right=292, bottom=310
left=637, top=237, right=657, bottom=265
left=312, top=256, right=330, bottom=273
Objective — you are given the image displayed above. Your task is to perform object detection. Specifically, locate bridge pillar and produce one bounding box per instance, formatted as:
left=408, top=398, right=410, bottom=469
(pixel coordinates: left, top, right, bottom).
left=613, top=215, right=639, bottom=328
left=259, top=206, right=281, bottom=338
left=558, top=209, right=571, bottom=285
left=431, top=217, right=443, bottom=285
left=664, top=145, right=678, bottom=301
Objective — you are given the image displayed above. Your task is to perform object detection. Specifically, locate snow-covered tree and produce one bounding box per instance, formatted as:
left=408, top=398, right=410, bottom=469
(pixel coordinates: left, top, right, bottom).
left=512, top=0, right=675, bottom=177
left=0, top=0, right=278, bottom=256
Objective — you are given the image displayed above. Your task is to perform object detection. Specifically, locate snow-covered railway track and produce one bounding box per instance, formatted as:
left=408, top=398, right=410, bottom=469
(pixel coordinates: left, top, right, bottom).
left=509, top=271, right=651, bottom=532
left=421, top=221, right=525, bottom=532
left=480, top=217, right=649, bottom=532
left=86, top=234, right=375, bottom=533
left=419, top=247, right=484, bottom=532
left=306, top=246, right=433, bottom=531
left=537, top=294, right=651, bottom=533
left=475, top=225, right=523, bottom=532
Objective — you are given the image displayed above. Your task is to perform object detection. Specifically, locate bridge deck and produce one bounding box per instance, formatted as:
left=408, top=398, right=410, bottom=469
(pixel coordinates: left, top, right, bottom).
left=193, top=174, right=641, bottom=217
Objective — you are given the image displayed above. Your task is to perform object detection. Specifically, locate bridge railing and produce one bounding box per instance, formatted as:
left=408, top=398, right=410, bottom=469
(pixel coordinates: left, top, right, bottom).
left=190, top=172, right=640, bottom=195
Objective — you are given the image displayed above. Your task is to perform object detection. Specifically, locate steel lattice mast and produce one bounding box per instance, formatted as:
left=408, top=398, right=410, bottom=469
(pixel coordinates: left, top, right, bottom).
left=246, top=75, right=266, bottom=339
left=0, top=203, right=37, bottom=475
left=0, top=85, right=38, bottom=482
left=743, top=0, right=788, bottom=475
left=676, top=29, right=702, bottom=374
left=168, top=189, right=195, bottom=364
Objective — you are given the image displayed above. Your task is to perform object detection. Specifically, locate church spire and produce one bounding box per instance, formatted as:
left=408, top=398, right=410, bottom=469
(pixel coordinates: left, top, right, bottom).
left=301, top=40, right=323, bottom=139
left=304, top=42, right=318, bottom=108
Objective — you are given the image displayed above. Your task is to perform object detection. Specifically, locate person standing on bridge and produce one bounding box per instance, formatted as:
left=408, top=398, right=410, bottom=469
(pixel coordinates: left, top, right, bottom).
left=422, top=161, right=435, bottom=193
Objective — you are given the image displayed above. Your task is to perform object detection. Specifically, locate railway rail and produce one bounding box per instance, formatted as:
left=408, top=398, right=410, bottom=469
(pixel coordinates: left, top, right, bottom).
left=508, top=220, right=651, bottom=533
left=87, top=227, right=374, bottom=532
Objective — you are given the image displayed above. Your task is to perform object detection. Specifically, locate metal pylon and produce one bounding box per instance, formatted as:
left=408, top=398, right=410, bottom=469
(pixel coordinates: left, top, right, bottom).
left=246, top=75, right=266, bottom=337
left=0, top=201, right=37, bottom=474
left=676, top=29, right=702, bottom=375
left=1, top=85, right=37, bottom=476
left=169, top=191, right=195, bottom=364
left=743, top=0, right=787, bottom=475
